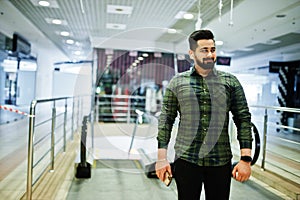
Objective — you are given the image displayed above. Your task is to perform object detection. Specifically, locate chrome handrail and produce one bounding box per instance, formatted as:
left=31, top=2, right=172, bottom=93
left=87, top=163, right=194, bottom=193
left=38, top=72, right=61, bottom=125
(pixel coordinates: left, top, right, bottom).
left=249, top=105, right=300, bottom=171
left=26, top=95, right=90, bottom=200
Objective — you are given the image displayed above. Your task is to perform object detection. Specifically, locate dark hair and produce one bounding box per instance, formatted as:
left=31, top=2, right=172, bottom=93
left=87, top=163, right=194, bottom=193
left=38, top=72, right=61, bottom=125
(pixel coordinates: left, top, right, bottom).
left=188, top=29, right=215, bottom=51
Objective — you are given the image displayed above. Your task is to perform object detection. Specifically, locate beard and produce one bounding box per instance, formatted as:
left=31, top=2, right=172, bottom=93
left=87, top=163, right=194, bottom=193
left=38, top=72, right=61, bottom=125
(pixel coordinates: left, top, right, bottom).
left=195, top=57, right=215, bottom=70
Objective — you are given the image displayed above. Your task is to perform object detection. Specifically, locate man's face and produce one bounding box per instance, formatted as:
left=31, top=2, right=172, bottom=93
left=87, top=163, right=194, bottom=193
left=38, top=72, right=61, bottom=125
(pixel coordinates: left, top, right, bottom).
left=190, top=39, right=216, bottom=70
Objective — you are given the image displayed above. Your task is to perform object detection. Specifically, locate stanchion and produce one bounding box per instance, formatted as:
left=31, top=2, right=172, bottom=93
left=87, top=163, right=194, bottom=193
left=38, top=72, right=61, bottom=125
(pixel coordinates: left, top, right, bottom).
left=75, top=115, right=91, bottom=178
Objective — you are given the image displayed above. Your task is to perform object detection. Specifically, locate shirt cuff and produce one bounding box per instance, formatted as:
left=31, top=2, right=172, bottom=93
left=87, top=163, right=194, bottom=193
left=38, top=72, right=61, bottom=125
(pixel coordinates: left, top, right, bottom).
left=157, top=140, right=168, bottom=149
left=239, top=140, right=252, bottom=149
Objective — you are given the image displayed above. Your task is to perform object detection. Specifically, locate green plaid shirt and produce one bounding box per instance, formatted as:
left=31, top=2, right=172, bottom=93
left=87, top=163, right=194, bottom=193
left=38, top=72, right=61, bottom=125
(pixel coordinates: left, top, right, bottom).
left=157, top=66, right=252, bottom=166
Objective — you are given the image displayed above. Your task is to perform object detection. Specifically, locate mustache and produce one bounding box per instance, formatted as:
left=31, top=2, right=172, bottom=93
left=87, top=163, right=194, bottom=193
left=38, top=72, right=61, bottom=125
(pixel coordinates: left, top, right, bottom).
left=202, top=58, right=216, bottom=63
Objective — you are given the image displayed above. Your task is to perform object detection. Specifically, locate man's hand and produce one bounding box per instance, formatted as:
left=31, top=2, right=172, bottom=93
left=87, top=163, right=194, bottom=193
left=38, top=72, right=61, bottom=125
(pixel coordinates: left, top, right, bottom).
left=232, top=161, right=251, bottom=182
left=155, top=159, right=172, bottom=182
left=155, top=148, right=172, bottom=182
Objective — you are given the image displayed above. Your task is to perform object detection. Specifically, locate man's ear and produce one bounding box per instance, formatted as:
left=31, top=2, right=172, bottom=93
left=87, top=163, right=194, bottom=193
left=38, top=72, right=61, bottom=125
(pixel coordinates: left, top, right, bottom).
left=189, top=50, right=194, bottom=59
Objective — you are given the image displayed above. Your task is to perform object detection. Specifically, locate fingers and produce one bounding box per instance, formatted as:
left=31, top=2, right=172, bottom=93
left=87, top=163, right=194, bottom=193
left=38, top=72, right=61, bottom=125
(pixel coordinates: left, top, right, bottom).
left=232, top=166, right=237, bottom=179
left=233, top=162, right=251, bottom=182
left=235, top=173, right=250, bottom=182
left=155, top=161, right=171, bottom=182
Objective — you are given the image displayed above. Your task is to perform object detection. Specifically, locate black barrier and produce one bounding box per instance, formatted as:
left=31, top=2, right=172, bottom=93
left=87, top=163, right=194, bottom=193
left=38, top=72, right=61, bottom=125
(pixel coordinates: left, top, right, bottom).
left=146, top=122, right=261, bottom=179
left=75, top=115, right=91, bottom=178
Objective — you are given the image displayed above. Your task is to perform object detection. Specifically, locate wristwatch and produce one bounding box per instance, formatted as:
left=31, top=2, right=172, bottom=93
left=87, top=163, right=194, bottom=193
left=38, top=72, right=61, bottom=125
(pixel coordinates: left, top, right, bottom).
left=241, top=156, right=252, bottom=163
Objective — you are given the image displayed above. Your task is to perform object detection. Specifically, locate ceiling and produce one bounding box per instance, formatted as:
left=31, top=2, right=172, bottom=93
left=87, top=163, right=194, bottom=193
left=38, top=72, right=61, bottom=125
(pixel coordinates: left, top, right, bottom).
left=1, top=0, right=300, bottom=66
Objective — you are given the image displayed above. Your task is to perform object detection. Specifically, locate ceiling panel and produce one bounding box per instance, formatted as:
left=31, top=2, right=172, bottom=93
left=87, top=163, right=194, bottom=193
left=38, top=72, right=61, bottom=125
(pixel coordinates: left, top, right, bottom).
left=5, top=0, right=300, bottom=64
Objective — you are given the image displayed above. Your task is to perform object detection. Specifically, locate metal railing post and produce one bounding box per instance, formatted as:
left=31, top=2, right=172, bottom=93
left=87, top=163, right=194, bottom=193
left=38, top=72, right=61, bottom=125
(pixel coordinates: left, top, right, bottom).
left=77, top=97, right=80, bottom=130
left=50, top=102, right=56, bottom=171
left=63, top=98, right=67, bottom=152
left=127, top=96, right=131, bottom=124
left=261, top=108, right=268, bottom=170
left=96, top=95, right=99, bottom=122
left=26, top=100, right=37, bottom=200
left=71, top=97, right=75, bottom=140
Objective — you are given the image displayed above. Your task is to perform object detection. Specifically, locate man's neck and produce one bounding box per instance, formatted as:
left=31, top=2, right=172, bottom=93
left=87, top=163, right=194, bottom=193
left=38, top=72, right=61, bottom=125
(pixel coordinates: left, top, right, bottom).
left=195, top=65, right=212, bottom=77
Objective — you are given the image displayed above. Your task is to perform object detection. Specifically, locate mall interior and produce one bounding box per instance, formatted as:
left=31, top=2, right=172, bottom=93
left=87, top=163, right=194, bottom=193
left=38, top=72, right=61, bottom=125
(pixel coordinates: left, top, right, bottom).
left=0, top=0, right=300, bottom=199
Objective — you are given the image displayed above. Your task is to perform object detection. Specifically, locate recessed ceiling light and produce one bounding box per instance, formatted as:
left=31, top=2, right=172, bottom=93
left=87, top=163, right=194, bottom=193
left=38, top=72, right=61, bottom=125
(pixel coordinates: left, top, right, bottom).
left=66, top=39, right=74, bottom=44
left=38, top=0, right=50, bottom=6
left=106, top=23, right=126, bottom=30
left=52, top=19, right=62, bottom=24
left=107, top=5, right=133, bottom=15
left=30, top=0, right=59, bottom=8
left=183, top=13, right=194, bottom=20
left=60, top=31, right=70, bottom=36
left=138, top=57, right=144, bottom=61
left=175, top=11, right=194, bottom=20
left=45, top=18, right=67, bottom=25
left=167, top=28, right=177, bottom=34
left=73, top=51, right=81, bottom=55
left=142, top=53, right=149, bottom=57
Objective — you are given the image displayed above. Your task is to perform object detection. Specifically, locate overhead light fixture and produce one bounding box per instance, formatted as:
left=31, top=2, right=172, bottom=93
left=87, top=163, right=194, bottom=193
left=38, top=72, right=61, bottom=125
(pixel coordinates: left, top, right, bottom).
left=107, top=5, right=133, bottom=15
left=138, top=57, right=144, bottom=61
left=73, top=50, right=81, bottom=55
left=52, top=19, right=62, bottom=24
left=45, top=18, right=67, bottom=25
left=66, top=39, right=74, bottom=44
left=106, top=23, right=126, bottom=30
left=142, top=53, right=149, bottom=57
left=167, top=28, right=177, bottom=34
left=38, top=0, right=50, bottom=7
left=30, top=0, right=59, bottom=8
left=175, top=11, right=194, bottom=20
left=60, top=31, right=70, bottom=36
left=183, top=13, right=194, bottom=20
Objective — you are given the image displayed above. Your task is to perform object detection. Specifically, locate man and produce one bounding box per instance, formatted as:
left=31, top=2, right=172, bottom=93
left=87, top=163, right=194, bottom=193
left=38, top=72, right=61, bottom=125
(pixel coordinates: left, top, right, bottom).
left=155, top=29, right=253, bottom=200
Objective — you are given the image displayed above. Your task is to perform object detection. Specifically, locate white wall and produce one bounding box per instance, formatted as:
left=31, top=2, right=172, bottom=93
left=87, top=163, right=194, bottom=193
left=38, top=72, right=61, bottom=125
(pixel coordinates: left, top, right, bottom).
left=0, top=0, right=69, bottom=100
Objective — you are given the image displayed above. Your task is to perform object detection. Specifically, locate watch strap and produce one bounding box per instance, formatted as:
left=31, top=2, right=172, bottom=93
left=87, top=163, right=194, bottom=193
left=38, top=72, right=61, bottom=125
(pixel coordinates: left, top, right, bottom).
left=241, top=156, right=252, bottom=162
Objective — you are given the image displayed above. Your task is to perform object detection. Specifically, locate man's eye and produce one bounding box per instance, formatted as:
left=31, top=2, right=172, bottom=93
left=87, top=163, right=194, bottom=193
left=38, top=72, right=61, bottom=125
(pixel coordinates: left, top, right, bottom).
left=200, top=49, right=209, bottom=53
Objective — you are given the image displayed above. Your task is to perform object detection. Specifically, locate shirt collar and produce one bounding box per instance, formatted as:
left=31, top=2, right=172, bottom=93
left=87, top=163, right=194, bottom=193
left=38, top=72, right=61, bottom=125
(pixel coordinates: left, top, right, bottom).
left=190, top=65, right=218, bottom=77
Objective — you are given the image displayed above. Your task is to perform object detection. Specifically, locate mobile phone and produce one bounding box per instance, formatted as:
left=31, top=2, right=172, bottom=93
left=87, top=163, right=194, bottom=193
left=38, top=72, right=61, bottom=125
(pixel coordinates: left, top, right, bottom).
left=163, top=171, right=172, bottom=186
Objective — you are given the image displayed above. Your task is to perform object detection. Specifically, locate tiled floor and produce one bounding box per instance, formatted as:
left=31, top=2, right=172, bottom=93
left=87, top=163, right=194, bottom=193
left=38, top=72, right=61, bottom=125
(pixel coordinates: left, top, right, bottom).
left=0, top=109, right=299, bottom=199
left=67, top=159, right=285, bottom=200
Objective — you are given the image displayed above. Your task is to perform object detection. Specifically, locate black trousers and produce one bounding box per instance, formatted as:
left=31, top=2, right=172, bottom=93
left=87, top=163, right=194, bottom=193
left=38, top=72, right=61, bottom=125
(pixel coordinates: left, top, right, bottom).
left=173, top=158, right=232, bottom=200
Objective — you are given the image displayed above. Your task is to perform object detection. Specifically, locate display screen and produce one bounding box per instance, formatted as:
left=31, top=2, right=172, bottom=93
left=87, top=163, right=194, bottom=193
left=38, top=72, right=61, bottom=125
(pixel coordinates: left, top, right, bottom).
left=216, top=56, right=231, bottom=66
left=12, top=33, right=31, bottom=55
